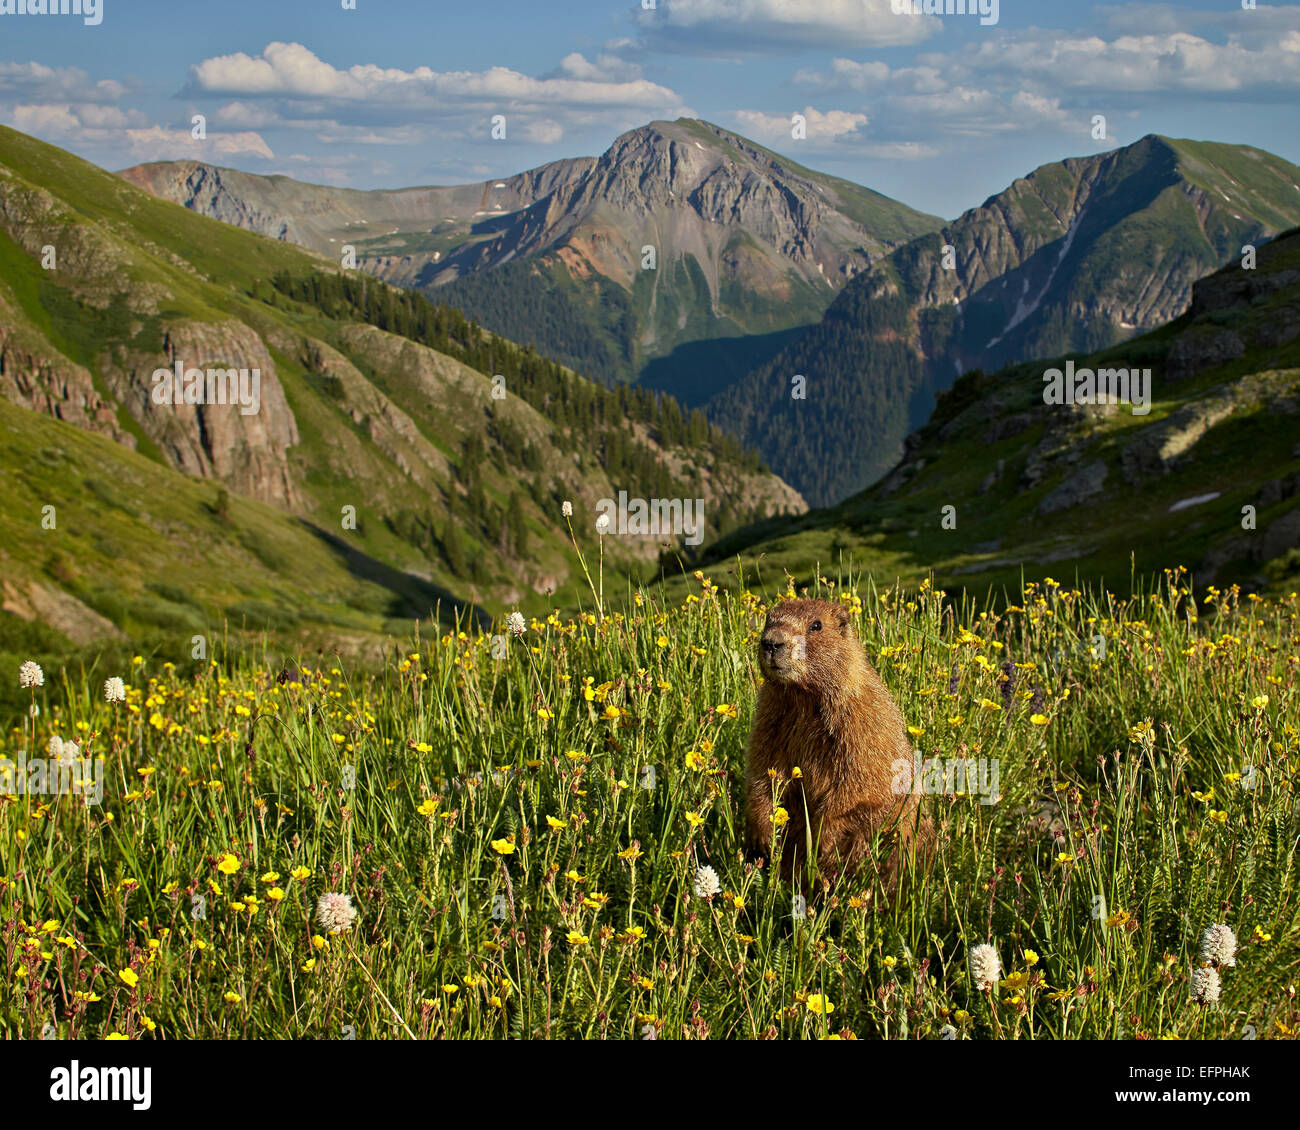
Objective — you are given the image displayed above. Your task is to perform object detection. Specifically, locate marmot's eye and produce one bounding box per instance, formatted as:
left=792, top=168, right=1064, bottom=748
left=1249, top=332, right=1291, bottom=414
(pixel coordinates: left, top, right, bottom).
left=809, top=620, right=822, bottom=632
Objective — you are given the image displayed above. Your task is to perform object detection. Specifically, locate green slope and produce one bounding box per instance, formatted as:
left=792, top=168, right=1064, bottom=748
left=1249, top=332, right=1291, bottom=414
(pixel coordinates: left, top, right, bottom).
left=0, top=124, right=805, bottom=661
left=695, top=225, right=1300, bottom=598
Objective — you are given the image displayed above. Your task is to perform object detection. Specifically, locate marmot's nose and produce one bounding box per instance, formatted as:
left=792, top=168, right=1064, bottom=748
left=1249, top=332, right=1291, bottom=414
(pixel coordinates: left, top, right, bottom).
left=762, top=637, right=785, bottom=657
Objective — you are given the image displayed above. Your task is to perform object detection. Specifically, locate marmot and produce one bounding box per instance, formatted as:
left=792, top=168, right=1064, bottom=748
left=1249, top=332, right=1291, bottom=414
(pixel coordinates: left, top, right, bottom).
left=744, top=598, right=932, bottom=889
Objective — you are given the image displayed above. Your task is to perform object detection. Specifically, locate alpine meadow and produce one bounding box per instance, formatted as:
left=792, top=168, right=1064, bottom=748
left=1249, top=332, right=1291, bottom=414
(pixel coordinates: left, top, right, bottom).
left=2, top=0, right=1299, bottom=1071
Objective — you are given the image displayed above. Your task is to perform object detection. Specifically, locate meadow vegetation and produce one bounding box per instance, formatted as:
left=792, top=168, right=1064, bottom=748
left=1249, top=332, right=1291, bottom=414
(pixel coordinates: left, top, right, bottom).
left=2, top=568, right=1297, bottom=1039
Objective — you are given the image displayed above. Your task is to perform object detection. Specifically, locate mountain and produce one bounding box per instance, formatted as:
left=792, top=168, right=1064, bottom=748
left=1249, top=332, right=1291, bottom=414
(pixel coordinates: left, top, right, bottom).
left=696, top=223, right=1300, bottom=596
left=709, top=135, right=1300, bottom=506
left=119, top=119, right=943, bottom=399
left=0, top=124, right=804, bottom=657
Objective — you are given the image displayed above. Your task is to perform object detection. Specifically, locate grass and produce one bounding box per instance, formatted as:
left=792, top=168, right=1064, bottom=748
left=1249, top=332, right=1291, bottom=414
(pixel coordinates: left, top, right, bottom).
left=2, top=567, right=1297, bottom=1039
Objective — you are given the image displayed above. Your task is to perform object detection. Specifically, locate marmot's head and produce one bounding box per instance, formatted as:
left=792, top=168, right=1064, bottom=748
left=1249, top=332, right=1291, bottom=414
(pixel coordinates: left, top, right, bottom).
left=758, top=598, right=857, bottom=689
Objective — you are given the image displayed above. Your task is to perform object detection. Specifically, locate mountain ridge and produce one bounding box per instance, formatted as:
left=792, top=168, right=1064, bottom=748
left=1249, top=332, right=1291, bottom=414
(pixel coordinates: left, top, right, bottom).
left=118, top=118, right=944, bottom=392
left=707, top=133, right=1300, bottom=505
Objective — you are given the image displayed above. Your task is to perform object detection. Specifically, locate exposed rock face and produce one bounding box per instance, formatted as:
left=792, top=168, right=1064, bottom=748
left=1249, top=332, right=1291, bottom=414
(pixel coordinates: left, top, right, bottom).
left=1, top=579, right=125, bottom=644
left=1165, top=329, right=1245, bottom=382
left=105, top=320, right=301, bottom=508
left=1121, top=396, right=1238, bottom=482
left=0, top=298, right=131, bottom=445
left=119, top=120, right=941, bottom=392
left=1037, top=459, right=1109, bottom=515
left=118, top=157, right=597, bottom=258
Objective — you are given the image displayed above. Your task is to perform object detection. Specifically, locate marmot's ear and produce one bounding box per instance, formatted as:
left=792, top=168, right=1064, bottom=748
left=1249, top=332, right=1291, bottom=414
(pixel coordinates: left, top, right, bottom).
left=837, top=606, right=850, bottom=636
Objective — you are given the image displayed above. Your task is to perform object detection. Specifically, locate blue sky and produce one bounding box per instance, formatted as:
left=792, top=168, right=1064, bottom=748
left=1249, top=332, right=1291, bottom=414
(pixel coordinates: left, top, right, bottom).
left=2, top=0, right=1298, bottom=218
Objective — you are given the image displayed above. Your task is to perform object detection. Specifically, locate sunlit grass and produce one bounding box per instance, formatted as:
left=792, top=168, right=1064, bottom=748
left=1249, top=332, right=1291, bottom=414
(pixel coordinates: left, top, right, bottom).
left=2, top=567, right=1297, bottom=1040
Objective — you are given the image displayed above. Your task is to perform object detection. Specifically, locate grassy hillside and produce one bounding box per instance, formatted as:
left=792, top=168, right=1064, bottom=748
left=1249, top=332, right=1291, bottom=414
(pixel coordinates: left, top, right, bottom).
left=697, top=225, right=1300, bottom=598
left=2, top=572, right=1296, bottom=1039
left=0, top=124, right=804, bottom=668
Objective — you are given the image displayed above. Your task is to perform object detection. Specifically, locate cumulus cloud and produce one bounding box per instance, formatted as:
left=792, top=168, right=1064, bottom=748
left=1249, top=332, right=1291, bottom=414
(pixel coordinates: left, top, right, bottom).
left=941, top=29, right=1300, bottom=96
left=4, top=103, right=273, bottom=161
left=730, top=105, right=938, bottom=158
left=181, top=41, right=691, bottom=145
left=188, top=41, right=686, bottom=111
left=551, top=51, right=645, bottom=83
left=734, top=106, right=868, bottom=140
left=0, top=61, right=128, bottom=103
left=784, top=15, right=1299, bottom=154
left=629, top=0, right=939, bottom=54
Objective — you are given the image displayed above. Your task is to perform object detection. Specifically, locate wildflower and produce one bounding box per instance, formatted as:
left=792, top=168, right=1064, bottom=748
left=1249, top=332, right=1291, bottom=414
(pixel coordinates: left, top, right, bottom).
left=507, top=612, right=526, bottom=638
left=1030, top=714, right=1049, bottom=726
left=1251, top=695, right=1269, bottom=710
left=595, top=514, right=610, bottom=535
left=104, top=677, right=126, bottom=703
left=19, top=661, right=43, bottom=689
left=118, top=968, right=139, bottom=988
left=290, top=866, right=310, bottom=881
left=693, top=865, right=721, bottom=899
left=215, top=854, right=240, bottom=875
left=315, top=891, right=357, bottom=934
left=806, top=994, right=834, bottom=1015
left=1199, top=924, right=1238, bottom=968
left=223, top=991, right=241, bottom=1004
left=567, top=931, right=590, bottom=946
left=1024, top=949, right=1040, bottom=967
left=417, top=798, right=438, bottom=817
left=1191, top=966, right=1221, bottom=1004
left=771, top=807, right=789, bottom=828
left=969, top=943, right=1001, bottom=990
left=562, top=501, right=573, bottom=518
left=490, top=837, right=516, bottom=855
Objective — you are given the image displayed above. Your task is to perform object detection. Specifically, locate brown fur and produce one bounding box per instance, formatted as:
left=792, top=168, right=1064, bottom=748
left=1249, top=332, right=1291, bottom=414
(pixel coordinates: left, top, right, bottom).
left=744, top=598, right=932, bottom=891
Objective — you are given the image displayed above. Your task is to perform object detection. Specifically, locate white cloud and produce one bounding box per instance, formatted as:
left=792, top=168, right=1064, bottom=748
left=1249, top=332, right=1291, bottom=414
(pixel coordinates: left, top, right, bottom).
left=629, top=0, right=939, bottom=54
left=121, top=126, right=274, bottom=161
left=552, top=52, right=645, bottom=83
left=182, top=41, right=692, bottom=145
left=188, top=41, right=685, bottom=111
left=5, top=103, right=273, bottom=161
left=943, top=29, right=1300, bottom=95
left=212, top=101, right=279, bottom=128
left=735, top=106, right=868, bottom=141
left=0, top=61, right=128, bottom=102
